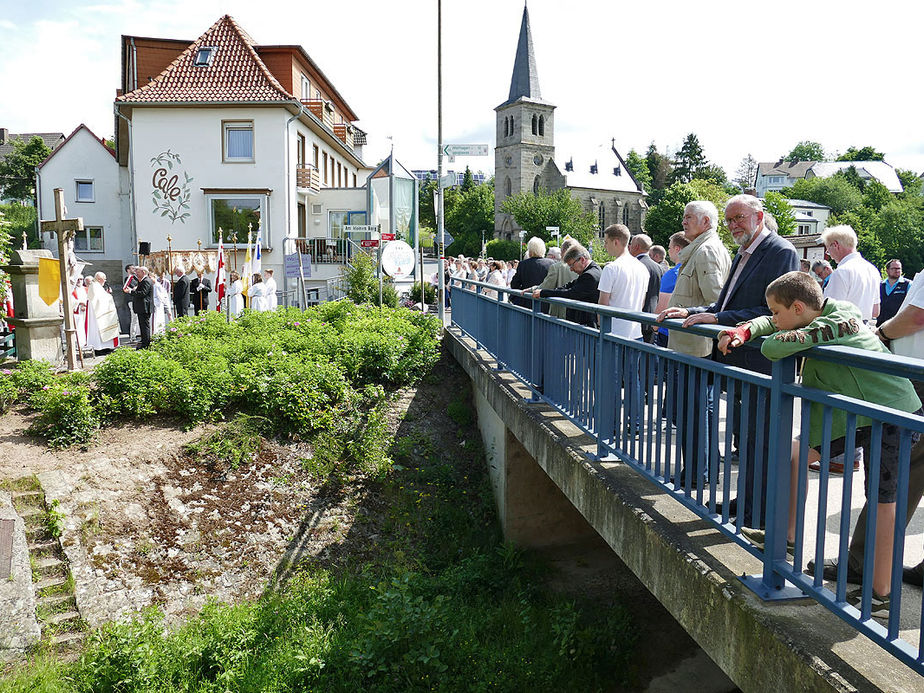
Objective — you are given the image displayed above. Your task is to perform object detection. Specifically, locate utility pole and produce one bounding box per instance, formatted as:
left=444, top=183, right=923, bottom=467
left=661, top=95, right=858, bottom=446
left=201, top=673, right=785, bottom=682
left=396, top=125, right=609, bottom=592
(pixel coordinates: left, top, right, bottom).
left=437, top=0, right=445, bottom=325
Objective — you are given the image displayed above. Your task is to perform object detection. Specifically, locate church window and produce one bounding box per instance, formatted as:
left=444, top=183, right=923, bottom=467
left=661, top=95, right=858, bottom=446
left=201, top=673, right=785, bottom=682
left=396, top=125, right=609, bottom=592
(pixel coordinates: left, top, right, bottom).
left=505, top=177, right=512, bottom=197
left=622, top=205, right=629, bottom=225
left=538, top=115, right=545, bottom=137
left=533, top=175, right=541, bottom=195
left=598, top=204, right=605, bottom=232
left=503, top=118, right=509, bottom=138
left=531, top=114, right=538, bottom=135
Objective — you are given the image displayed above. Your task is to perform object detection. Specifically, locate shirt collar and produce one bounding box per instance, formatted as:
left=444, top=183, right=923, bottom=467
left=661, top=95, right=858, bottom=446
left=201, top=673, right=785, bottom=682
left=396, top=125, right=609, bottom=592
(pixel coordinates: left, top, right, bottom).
left=739, top=226, right=771, bottom=257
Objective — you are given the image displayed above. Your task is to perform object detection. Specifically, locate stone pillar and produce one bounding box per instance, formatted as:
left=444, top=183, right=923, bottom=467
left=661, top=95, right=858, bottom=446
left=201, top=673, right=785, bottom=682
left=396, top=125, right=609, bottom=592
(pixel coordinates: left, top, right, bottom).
left=0, top=249, right=64, bottom=362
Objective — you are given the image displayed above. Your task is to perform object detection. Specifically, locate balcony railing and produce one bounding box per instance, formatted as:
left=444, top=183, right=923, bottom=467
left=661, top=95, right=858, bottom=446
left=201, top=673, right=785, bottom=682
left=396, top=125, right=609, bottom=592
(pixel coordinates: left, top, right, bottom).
left=301, top=99, right=335, bottom=129
left=291, top=237, right=372, bottom=265
left=450, top=277, right=924, bottom=676
left=333, top=123, right=354, bottom=150
left=295, top=163, right=320, bottom=192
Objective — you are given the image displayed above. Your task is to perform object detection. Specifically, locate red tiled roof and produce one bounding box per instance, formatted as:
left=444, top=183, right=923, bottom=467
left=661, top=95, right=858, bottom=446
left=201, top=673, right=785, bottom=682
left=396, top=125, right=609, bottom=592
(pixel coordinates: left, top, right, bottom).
left=116, top=15, right=292, bottom=103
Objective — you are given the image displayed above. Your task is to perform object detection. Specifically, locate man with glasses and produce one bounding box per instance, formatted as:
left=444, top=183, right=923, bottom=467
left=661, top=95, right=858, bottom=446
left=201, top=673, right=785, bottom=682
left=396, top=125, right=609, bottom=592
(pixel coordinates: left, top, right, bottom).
left=659, top=194, right=798, bottom=527
left=878, top=258, right=911, bottom=326
left=531, top=244, right=601, bottom=327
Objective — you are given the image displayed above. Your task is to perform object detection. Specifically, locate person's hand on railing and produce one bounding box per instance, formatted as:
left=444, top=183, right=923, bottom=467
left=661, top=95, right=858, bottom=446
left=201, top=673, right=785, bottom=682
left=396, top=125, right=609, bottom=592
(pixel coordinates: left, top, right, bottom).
left=657, top=306, right=688, bottom=322
left=531, top=288, right=542, bottom=299
left=717, top=324, right=752, bottom=355
left=682, top=313, right=717, bottom=328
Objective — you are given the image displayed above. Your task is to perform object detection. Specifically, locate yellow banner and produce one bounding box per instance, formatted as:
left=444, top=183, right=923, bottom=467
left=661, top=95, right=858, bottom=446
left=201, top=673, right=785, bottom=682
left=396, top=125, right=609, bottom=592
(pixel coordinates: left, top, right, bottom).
left=38, top=258, right=61, bottom=306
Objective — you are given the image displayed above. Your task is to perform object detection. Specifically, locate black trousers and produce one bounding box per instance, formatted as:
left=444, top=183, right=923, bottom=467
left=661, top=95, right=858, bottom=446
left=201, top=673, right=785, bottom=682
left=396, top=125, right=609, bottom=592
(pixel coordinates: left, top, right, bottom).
left=137, top=311, right=152, bottom=348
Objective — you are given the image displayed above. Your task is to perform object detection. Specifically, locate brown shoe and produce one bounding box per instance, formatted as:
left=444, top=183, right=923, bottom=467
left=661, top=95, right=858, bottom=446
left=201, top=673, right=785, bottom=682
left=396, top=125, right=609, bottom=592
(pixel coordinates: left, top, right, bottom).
left=808, top=459, right=860, bottom=474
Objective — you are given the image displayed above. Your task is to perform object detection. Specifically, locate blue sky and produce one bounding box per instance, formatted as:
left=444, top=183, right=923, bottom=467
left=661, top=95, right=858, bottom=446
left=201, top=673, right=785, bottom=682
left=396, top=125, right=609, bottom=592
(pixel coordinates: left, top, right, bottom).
left=2, top=0, right=924, bottom=179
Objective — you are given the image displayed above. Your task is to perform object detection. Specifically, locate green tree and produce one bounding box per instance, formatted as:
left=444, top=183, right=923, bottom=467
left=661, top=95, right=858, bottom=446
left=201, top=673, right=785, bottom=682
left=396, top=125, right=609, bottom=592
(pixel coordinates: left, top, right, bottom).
left=734, top=154, right=759, bottom=191
left=643, top=178, right=732, bottom=250
left=895, top=169, right=922, bottom=199
left=763, top=192, right=796, bottom=236
left=862, top=180, right=892, bottom=212
left=783, top=141, right=825, bottom=163
left=783, top=176, right=863, bottom=216
left=694, top=164, right=727, bottom=186
left=837, top=146, right=885, bottom=162
left=445, top=183, right=494, bottom=256
left=835, top=165, right=867, bottom=193
left=0, top=210, right=10, bottom=305
left=418, top=178, right=458, bottom=233
left=0, top=203, right=39, bottom=250
left=873, top=198, right=924, bottom=275
left=460, top=166, right=475, bottom=192
left=0, top=136, right=52, bottom=204
left=625, top=149, right=652, bottom=193
left=501, top=188, right=596, bottom=246
left=669, top=133, right=707, bottom=184
left=644, top=142, right=673, bottom=204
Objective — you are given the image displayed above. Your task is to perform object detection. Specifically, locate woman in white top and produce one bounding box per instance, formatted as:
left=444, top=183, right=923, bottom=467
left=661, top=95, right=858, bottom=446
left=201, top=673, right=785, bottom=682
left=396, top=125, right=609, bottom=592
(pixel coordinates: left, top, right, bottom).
left=506, top=260, right=518, bottom=286
left=228, top=271, right=244, bottom=317
left=249, top=273, right=267, bottom=312
left=485, top=261, right=507, bottom=300
left=263, top=268, right=278, bottom=310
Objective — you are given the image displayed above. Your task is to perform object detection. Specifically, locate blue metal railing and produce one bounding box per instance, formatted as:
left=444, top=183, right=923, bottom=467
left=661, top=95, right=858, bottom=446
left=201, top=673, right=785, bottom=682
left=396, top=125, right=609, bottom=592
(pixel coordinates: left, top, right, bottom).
left=450, top=277, right=924, bottom=674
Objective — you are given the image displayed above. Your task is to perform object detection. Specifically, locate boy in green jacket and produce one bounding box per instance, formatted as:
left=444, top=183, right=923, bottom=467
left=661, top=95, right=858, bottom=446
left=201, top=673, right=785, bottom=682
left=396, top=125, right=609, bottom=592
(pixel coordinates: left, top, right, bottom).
left=718, top=271, right=921, bottom=617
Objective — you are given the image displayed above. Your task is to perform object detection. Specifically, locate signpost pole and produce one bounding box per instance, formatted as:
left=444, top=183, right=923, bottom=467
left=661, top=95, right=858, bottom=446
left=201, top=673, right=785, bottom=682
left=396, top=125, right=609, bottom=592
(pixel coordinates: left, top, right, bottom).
left=378, top=225, right=383, bottom=307
left=436, top=0, right=445, bottom=326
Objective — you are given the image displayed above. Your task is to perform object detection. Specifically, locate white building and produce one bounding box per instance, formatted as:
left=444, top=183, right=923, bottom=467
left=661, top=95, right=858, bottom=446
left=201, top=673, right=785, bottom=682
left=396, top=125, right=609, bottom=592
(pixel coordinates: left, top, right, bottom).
left=755, top=159, right=903, bottom=197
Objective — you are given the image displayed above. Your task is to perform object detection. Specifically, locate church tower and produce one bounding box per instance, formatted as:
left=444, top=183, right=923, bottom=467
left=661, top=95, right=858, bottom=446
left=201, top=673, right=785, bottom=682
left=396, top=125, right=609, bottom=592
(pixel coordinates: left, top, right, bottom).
left=494, top=4, right=556, bottom=239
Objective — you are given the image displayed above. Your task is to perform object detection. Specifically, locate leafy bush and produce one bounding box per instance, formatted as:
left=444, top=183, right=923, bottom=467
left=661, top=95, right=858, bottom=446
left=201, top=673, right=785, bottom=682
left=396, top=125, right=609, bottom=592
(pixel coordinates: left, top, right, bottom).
left=409, top=281, right=436, bottom=304
left=8, top=359, right=55, bottom=395
left=26, top=382, right=98, bottom=448
left=0, top=369, right=17, bottom=413
left=484, top=238, right=522, bottom=261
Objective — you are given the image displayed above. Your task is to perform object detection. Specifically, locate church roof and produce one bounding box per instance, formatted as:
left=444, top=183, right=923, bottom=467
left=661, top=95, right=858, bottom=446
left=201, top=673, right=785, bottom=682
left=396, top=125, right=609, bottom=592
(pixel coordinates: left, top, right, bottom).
left=557, top=144, right=644, bottom=194
left=500, top=5, right=546, bottom=107
left=117, top=15, right=292, bottom=103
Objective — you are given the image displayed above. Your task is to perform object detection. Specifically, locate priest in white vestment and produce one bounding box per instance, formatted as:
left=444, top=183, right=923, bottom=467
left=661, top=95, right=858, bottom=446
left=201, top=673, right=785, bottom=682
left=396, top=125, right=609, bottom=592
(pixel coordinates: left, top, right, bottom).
left=86, top=272, right=120, bottom=352
left=72, top=278, right=89, bottom=349
left=264, top=269, right=278, bottom=310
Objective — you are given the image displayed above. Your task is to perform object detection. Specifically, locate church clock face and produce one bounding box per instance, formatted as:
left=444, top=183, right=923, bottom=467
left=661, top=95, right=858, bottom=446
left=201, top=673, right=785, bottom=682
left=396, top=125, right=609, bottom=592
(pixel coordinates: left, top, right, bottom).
left=505, top=155, right=513, bottom=167
left=533, top=154, right=543, bottom=166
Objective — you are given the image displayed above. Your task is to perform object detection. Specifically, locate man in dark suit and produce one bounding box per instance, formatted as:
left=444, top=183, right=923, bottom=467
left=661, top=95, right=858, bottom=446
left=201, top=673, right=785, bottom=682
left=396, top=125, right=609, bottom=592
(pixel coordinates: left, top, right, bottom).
left=172, top=266, right=190, bottom=318
left=130, top=266, right=155, bottom=349
left=628, top=234, right=664, bottom=343
left=532, top=244, right=601, bottom=328
left=190, top=271, right=212, bottom=314
left=661, top=194, right=799, bottom=527
left=510, top=236, right=554, bottom=308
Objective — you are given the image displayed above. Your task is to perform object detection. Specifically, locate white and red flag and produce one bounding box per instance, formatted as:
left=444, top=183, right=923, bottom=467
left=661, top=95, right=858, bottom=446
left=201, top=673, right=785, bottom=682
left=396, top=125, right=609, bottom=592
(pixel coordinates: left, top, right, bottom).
left=216, top=235, right=226, bottom=311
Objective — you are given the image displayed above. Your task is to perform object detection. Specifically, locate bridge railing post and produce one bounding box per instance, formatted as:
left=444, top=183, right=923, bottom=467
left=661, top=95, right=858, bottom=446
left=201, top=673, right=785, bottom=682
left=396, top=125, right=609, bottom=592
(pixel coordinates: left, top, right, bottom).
left=595, top=317, right=616, bottom=459
left=741, top=355, right=803, bottom=600
left=529, top=299, right=544, bottom=400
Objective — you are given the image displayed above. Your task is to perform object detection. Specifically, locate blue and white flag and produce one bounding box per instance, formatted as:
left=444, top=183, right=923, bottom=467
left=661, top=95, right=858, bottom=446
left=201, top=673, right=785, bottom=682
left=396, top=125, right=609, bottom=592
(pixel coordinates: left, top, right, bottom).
left=253, top=227, right=262, bottom=278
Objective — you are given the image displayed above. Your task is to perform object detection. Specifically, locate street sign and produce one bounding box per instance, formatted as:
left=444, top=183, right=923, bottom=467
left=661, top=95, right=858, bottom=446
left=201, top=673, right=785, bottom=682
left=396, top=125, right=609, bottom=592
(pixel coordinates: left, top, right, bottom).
left=360, top=240, right=379, bottom=248
left=284, top=252, right=312, bottom=278
left=438, top=231, right=455, bottom=247
left=439, top=172, right=456, bottom=189
left=441, top=144, right=489, bottom=158
left=546, top=226, right=560, bottom=236
left=381, top=240, right=415, bottom=279
left=381, top=233, right=396, bottom=241
left=344, top=225, right=379, bottom=234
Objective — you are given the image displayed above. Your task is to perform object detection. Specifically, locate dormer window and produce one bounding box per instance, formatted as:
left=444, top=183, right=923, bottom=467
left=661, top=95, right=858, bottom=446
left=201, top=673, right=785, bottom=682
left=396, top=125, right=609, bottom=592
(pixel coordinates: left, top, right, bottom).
left=193, top=47, right=215, bottom=67
left=613, top=166, right=621, bottom=176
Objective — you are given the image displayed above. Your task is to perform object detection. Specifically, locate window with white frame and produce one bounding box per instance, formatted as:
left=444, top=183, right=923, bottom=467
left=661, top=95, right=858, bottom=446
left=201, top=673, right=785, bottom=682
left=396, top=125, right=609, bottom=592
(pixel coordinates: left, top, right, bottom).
left=75, top=180, right=94, bottom=202
left=74, top=226, right=103, bottom=252
left=301, top=74, right=311, bottom=99
left=222, top=121, right=254, bottom=162
left=208, top=194, right=267, bottom=245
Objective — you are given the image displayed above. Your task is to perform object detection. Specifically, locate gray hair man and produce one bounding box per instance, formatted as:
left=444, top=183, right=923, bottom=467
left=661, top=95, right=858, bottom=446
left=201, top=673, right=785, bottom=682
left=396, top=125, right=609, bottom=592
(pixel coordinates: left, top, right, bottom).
left=532, top=244, right=601, bottom=328
left=821, top=224, right=880, bottom=323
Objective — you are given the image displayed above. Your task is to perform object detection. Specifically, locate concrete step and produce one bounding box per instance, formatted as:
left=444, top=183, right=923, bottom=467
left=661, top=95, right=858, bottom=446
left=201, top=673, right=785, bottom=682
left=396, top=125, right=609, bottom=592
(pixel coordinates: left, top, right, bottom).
left=37, top=593, right=76, bottom=611
left=26, top=526, right=52, bottom=543
left=18, top=506, right=44, bottom=521
left=33, top=556, right=65, bottom=576
left=12, top=490, right=45, bottom=504
left=28, top=539, right=59, bottom=554
left=44, top=610, right=81, bottom=627
left=34, top=574, right=67, bottom=591
left=51, top=631, right=85, bottom=648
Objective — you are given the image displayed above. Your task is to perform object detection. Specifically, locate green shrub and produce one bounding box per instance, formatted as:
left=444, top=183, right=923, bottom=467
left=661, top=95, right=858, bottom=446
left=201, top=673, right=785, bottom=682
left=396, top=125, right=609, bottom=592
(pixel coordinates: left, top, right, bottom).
left=184, top=414, right=264, bottom=471
left=409, top=281, right=436, bottom=304
left=485, top=238, right=522, bottom=261
left=9, top=359, right=55, bottom=395
left=26, top=382, right=99, bottom=448
left=0, top=369, right=17, bottom=413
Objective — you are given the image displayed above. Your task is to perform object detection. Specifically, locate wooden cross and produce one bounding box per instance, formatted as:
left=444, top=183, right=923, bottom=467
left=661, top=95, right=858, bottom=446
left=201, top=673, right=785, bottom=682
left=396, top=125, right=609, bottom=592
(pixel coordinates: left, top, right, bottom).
left=40, top=188, right=83, bottom=371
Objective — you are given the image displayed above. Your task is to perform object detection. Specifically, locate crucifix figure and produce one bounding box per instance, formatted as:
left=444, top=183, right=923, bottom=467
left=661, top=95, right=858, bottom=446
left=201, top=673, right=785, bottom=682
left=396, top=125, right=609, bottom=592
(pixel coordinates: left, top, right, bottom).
left=40, top=188, right=83, bottom=371
left=22, top=230, right=27, bottom=251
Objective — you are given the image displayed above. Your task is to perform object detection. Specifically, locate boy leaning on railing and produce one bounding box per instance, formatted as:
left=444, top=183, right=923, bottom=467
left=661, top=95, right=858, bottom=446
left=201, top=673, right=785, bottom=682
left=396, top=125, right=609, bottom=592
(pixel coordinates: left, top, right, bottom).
left=717, top=270, right=922, bottom=618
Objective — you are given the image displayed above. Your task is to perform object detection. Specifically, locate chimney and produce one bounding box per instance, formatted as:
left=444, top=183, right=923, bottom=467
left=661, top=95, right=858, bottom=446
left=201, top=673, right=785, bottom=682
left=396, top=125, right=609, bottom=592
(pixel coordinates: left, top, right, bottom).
left=0, top=128, right=8, bottom=145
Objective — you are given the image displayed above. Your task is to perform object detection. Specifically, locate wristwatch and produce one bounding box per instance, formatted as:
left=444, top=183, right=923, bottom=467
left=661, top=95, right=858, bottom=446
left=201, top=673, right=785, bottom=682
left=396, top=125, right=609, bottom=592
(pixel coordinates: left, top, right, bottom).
left=877, top=325, right=892, bottom=346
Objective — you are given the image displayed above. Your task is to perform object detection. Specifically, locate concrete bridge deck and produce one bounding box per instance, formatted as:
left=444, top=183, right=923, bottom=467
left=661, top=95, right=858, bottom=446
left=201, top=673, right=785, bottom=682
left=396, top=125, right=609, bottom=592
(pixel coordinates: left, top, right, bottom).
left=447, top=326, right=924, bottom=692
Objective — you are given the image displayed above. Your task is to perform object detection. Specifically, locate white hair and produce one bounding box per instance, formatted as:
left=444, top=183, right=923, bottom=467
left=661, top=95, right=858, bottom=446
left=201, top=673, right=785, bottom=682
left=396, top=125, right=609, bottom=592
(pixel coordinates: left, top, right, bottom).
left=547, top=246, right=561, bottom=259
left=685, top=200, right=718, bottom=230
left=820, top=225, right=857, bottom=251
left=725, top=194, right=763, bottom=213
left=526, top=236, right=547, bottom=258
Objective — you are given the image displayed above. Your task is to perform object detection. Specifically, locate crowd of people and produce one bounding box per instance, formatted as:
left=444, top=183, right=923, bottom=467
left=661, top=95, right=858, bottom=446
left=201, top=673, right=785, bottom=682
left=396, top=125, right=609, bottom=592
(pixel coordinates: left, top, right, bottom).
left=117, top=264, right=278, bottom=349
left=451, top=193, right=923, bottom=620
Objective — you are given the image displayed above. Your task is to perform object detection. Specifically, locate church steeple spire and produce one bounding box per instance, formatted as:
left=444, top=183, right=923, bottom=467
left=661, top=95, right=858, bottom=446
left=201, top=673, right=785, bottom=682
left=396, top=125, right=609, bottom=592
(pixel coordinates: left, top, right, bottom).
left=505, top=3, right=543, bottom=104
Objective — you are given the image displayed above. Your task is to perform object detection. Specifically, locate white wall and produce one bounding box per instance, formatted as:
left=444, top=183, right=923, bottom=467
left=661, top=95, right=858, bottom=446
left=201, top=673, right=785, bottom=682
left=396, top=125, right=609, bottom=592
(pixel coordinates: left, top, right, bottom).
left=38, top=128, right=128, bottom=264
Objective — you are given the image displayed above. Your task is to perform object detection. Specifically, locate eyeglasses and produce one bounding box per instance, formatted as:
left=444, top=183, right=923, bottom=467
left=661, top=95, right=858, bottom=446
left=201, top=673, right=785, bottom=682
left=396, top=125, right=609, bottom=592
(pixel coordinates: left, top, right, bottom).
left=725, top=213, right=754, bottom=226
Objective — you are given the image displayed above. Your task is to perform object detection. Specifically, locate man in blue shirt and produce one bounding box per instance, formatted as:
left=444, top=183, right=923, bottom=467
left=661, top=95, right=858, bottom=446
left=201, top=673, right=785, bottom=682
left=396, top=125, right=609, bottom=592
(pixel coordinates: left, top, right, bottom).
left=878, top=258, right=912, bottom=326
left=811, top=259, right=832, bottom=289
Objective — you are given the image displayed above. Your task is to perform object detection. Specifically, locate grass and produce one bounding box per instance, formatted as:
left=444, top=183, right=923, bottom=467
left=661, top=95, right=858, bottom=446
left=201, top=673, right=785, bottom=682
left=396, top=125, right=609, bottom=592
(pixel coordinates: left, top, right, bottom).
left=1, top=361, right=638, bottom=692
